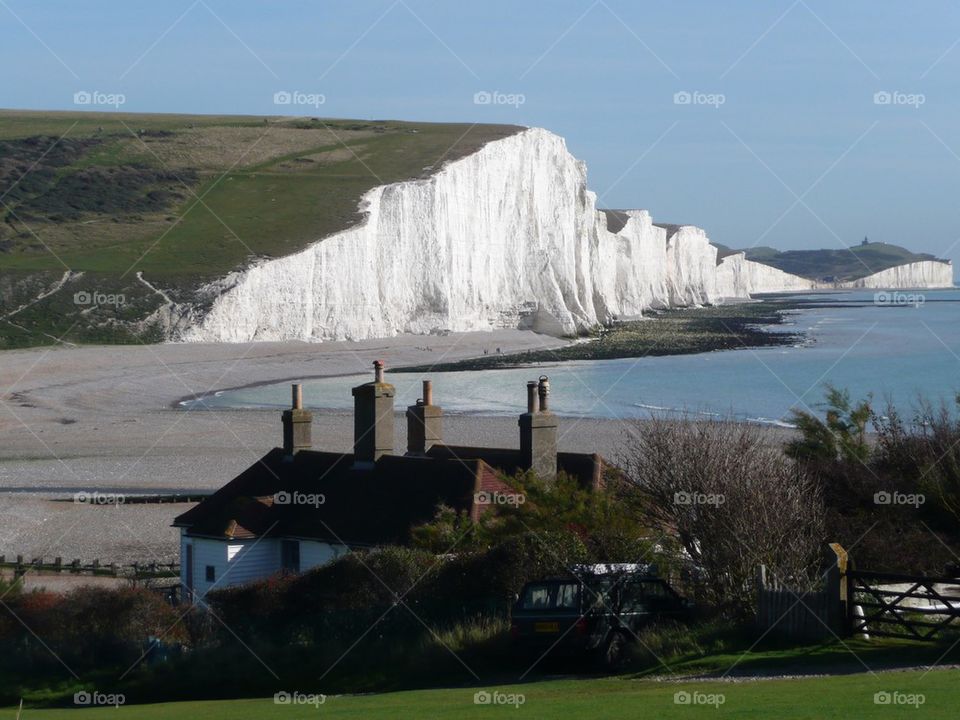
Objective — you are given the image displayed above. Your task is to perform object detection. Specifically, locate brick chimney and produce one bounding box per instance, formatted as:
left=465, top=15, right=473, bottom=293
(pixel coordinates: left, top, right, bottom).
left=352, top=360, right=395, bottom=466
left=406, top=379, right=442, bottom=455
left=282, top=383, right=312, bottom=457
left=518, top=376, right=557, bottom=482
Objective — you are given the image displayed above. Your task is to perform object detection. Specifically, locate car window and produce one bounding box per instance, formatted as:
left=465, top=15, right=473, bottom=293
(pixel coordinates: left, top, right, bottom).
left=521, top=582, right=580, bottom=610
left=583, top=578, right=614, bottom=608
left=621, top=580, right=672, bottom=611
left=522, top=584, right=552, bottom=609
left=555, top=583, right=579, bottom=609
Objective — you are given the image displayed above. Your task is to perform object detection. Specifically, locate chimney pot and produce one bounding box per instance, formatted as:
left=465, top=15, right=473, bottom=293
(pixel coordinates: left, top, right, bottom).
left=526, top=381, right=539, bottom=414
left=352, top=361, right=395, bottom=464
left=538, top=376, right=550, bottom=412
left=406, top=380, right=442, bottom=455
left=519, top=379, right=557, bottom=482
left=282, top=383, right=312, bottom=456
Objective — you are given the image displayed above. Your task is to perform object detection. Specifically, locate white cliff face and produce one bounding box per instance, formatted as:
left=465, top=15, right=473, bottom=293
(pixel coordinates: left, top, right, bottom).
left=832, top=260, right=954, bottom=290
left=716, top=253, right=815, bottom=296
left=181, top=128, right=951, bottom=343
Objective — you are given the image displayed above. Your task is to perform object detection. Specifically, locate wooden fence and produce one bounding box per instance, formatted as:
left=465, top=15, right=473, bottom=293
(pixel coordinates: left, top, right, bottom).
left=756, top=543, right=960, bottom=642
left=848, top=569, right=960, bottom=640
left=756, top=564, right=844, bottom=641
left=0, top=554, right=179, bottom=580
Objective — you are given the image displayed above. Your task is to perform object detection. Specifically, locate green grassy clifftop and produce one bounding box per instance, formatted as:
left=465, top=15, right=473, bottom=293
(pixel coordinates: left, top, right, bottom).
left=0, top=110, right=522, bottom=347
left=713, top=241, right=946, bottom=282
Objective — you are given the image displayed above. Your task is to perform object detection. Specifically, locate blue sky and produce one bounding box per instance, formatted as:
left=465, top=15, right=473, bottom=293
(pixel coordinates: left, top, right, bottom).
left=4, top=0, right=960, bottom=268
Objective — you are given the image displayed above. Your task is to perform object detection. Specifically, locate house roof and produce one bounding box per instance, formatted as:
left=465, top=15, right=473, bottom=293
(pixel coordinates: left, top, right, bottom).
left=425, top=445, right=604, bottom=490
left=174, top=448, right=511, bottom=545
left=174, top=445, right=605, bottom=545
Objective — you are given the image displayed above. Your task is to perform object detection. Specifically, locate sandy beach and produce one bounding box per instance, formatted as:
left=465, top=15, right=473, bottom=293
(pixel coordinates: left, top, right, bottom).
left=0, top=330, right=644, bottom=565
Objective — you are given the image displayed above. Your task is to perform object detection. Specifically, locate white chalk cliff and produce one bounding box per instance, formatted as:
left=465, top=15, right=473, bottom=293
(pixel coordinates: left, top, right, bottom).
left=833, top=260, right=954, bottom=290
left=181, top=128, right=953, bottom=343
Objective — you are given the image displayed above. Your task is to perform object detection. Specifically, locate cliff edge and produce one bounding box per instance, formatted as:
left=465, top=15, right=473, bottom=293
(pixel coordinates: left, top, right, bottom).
left=180, top=128, right=952, bottom=342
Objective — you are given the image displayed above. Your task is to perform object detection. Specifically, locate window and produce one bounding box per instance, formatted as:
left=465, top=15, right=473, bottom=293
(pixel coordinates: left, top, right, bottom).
left=281, top=539, right=301, bottom=573
left=620, top=580, right=672, bottom=612
left=521, top=582, right=580, bottom=610
left=522, top=584, right=551, bottom=609
left=584, top=578, right=614, bottom=608
left=205, top=565, right=215, bottom=582
left=555, top=583, right=579, bottom=609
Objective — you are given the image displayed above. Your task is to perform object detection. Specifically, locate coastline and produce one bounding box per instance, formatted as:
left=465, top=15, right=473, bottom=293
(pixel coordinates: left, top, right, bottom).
left=396, top=298, right=816, bottom=373
left=0, top=318, right=806, bottom=564
left=0, top=329, right=572, bottom=563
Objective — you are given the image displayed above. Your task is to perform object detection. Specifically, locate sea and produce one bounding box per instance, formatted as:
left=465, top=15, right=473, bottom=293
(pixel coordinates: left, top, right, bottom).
left=185, top=289, right=960, bottom=427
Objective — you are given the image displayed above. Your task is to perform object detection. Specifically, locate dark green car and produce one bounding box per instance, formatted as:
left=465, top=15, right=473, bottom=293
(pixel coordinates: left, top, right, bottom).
left=510, top=565, right=689, bottom=665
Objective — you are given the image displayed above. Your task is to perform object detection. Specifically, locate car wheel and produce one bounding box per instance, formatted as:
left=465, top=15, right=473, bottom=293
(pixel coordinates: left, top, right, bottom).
left=603, top=631, right=630, bottom=670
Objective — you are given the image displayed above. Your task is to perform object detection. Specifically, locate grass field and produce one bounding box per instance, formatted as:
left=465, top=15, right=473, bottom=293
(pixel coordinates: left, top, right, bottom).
left=5, top=631, right=958, bottom=718
left=0, top=109, right=521, bottom=275
left=5, top=669, right=956, bottom=719
left=0, top=109, right=521, bottom=347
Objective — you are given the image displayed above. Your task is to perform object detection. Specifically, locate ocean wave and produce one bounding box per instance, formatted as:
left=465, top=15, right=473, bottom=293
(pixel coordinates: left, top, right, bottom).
left=746, top=416, right=797, bottom=429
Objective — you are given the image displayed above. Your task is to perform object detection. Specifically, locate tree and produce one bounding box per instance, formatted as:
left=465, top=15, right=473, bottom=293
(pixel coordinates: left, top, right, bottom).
left=410, top=470, right=659, bottom=565
left=874, top=394, right=960, bottom=526
left=619, top=416, right=825, bottom=617
left=786, top=385, right=872, bottom=465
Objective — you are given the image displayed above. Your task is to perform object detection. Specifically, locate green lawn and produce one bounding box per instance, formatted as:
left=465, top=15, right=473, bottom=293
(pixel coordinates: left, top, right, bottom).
left=6, top=670, right=955, bottom=719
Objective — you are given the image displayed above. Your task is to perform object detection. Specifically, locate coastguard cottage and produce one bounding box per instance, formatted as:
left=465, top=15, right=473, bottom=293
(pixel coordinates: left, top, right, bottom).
left=174, top=361, right=604, bottom=599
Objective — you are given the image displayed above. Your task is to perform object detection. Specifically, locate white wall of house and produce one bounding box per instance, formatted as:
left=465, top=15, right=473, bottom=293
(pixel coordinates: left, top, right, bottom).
left=300, top=538, right=349, bottom=569
left=180, top=530, right=349, bottom=600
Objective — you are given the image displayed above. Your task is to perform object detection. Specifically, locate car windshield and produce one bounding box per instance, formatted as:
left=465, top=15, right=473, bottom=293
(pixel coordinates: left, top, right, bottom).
left=620, top=580, right=674, bottom=611
left=520, top=582, right=580, bottom=610
left=581, top=577, right=615, bottom=608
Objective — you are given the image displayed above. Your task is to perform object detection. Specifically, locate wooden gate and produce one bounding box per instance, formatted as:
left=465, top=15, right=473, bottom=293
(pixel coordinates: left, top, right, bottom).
left=847, top=569, right=960, bottom=640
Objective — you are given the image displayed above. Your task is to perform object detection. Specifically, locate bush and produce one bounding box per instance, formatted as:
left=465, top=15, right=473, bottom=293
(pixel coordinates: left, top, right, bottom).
left=411, top=470, right=660, bottom=565
left=785, top=389, right=960, bottom=573
left=875, top=395, right=960, bottom=526
left=619, top=416, right=825, bottom=617
left=787, top=385, right=872, bottom=465
left=0, top=586, right=184, bottom=674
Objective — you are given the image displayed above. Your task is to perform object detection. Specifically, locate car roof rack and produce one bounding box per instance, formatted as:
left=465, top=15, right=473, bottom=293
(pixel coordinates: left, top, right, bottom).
left=570, top=563, right=658, bottom=577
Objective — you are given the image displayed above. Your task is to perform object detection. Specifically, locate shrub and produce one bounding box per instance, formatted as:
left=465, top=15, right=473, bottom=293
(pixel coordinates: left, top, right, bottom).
left=786, top=385, right=872, bottom=465
left=0, top=586, right=183, bottom=673
left=785, top=389, right=960, bottom=573
left=620, top=416, right=825, bottom=617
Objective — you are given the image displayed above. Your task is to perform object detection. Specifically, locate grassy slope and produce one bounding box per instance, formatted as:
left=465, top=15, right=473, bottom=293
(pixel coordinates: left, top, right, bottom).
left=0, top=110, right=521, bottom=347
left=0, top=110, right=521, bottom=276
left=740, top=242, right=943, bottom=282
left=8, top=669, right=956, bottom=719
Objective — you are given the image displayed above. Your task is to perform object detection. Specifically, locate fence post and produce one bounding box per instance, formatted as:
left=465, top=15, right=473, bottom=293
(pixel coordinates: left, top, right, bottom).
left=756, top=565, right=768, bottom=630
left=826, top=543, right=849, bottom=636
